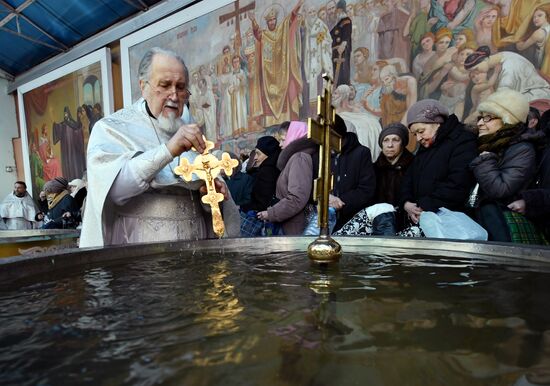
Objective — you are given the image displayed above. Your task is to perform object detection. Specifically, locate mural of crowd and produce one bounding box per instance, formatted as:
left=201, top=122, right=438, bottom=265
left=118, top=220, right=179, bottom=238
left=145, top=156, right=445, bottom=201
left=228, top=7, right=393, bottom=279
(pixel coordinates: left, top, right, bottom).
left=159, top=0, right=550, bottom=157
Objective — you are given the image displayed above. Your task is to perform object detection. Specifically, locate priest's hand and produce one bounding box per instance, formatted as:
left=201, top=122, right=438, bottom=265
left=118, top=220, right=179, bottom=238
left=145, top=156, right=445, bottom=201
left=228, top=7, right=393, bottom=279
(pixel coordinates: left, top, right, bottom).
left=166, top=123, right=205, bottom=156
left=199, top=178, right=229, bottom=200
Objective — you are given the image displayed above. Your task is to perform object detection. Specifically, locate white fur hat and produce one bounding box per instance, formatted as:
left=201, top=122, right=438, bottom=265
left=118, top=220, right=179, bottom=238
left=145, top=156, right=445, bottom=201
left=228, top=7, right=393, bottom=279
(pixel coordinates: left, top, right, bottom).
left=477, top=89, right=529, bottom=125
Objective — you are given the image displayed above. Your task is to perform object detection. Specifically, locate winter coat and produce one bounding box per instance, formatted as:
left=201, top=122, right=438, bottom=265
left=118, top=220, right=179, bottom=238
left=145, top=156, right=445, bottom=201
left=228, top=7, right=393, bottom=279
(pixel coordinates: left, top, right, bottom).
left=520, top=146, right=550, bottom=231
left=470, top=141, right=536, bottom=206
left=331, top=132, right=376, bottom=231
left=241, top=150, right=280, bottom=212
left=42, top=193, right=79, bottom=229
left=375, top=148, right=414, bottom=231
left=375, top=148, right=414, bottom=206
left=400, top=114, right=478, bottom=212
left=267, top=138, right=317, bottom=235
left=225, top=170, right=255, bottom=208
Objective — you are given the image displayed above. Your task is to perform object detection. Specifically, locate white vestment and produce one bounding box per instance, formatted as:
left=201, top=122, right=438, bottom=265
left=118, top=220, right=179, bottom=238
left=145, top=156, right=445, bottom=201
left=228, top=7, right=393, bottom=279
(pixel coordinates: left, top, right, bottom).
left=80, top=98, right=240, bottom=248
left=304, top=16, right=333, bottom=97
left=0, top=192, right=38, bottom=230
left=497, top=51, right=550, bottom=101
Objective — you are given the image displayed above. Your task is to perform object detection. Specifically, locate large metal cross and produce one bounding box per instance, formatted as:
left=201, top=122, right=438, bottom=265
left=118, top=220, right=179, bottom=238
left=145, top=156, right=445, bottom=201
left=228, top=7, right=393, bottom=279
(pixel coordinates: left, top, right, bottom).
left=307, top=73, right=342, bottom=263
left=174, top=138, right=238, bottom=238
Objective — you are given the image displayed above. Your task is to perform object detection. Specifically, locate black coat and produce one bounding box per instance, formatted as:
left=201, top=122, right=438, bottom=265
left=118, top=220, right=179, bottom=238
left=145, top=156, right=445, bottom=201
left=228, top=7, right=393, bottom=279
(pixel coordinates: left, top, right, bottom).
left=241, top=150, right=280, bottom=212
left=374, top=149, right=414, bottom=206
left=332, top=132, right=376, bottom=231
left=471, top=141, right=536, bottom=205
left=42, top=193, right=79, bottom=229
left=520, top=146, right=550, bottom=227
left=400, top=115, right=478, bottom=212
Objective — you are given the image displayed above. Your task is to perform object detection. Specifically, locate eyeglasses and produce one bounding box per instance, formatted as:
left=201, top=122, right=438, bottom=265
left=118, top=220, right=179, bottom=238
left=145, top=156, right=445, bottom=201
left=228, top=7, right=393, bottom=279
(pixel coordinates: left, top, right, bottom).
left=146, top=81, right=192, bottom=99
left=477, top=115, right=499, bottom=123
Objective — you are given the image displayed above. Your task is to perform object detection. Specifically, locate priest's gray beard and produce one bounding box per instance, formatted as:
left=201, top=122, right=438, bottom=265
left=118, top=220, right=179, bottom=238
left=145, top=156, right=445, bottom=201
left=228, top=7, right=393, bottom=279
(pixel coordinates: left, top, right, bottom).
left=156, top=110, right=182, bottom=136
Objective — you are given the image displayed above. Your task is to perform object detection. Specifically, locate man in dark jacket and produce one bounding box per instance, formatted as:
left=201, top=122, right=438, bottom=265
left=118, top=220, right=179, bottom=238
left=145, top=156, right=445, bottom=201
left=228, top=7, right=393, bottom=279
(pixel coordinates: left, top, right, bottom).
left=401, top=99, right=477, bottom=224
left=330, top=114, right=376, bottom=231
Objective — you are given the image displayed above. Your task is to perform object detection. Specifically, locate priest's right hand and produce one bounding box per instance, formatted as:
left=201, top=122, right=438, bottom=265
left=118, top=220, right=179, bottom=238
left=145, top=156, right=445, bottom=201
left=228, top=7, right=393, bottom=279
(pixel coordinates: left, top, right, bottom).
left=166, top=123, right=205, bottom=156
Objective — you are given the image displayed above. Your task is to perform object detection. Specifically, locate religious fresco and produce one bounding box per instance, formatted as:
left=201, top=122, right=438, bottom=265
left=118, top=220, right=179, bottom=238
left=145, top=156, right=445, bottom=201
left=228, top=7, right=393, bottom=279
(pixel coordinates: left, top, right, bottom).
left=125, top=0, right=550, bottom=158
left=20, top=60, right=107, bottom=198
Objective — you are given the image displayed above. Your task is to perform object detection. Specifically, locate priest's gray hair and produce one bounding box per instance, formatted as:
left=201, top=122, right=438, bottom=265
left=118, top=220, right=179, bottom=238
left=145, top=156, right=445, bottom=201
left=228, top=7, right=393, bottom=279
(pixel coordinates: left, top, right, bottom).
left=138, top=47, right=189, bottom=83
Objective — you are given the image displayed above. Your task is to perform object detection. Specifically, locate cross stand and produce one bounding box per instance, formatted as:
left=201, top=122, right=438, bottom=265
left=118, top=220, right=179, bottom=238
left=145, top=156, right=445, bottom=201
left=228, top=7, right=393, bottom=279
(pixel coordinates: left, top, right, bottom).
left=307, top=74, right=342, bottom=263
left=174, top=138, right=239, bottom=238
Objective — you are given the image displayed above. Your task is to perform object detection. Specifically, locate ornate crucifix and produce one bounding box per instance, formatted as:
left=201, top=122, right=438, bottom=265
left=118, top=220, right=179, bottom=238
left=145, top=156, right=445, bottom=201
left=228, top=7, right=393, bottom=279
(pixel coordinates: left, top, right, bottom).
left=219, top=0, right=256, bottom=52
left=174, top=138, right=238, bottom=238
left=307, top=73, right=342, bottom=263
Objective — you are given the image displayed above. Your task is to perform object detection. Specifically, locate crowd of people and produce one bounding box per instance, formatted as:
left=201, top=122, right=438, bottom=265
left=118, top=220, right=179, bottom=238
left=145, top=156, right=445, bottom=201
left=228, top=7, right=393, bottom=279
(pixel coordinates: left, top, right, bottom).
left=2, top=46, right=549, bottom=247
left=227, top=89, right=550, bottom=244
left=0, top=178, right=87, bottom=231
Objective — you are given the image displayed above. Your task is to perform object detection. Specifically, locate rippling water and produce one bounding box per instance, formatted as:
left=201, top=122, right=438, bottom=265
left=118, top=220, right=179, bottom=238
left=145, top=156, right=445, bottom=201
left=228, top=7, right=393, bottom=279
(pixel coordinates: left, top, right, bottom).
left=1, top=250, right=550, bottom=386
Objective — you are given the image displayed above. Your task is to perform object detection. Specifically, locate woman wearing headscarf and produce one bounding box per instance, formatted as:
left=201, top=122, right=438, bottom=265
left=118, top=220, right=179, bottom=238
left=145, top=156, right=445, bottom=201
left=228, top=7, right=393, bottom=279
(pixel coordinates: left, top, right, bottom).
left=241, top=136, right=281, bottom=213
left=257, top=121, right=317, bottom=235
left=40, top=177, right=79, bottom=229
left=470, top=89, right=543, bottom=243
left=401, top=99, right=478, bottom=225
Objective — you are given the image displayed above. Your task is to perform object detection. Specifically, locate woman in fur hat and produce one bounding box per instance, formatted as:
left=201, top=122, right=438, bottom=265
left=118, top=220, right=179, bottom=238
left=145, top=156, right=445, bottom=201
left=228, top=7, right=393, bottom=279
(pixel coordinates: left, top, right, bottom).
left=470, top=89, right=544, bottom=243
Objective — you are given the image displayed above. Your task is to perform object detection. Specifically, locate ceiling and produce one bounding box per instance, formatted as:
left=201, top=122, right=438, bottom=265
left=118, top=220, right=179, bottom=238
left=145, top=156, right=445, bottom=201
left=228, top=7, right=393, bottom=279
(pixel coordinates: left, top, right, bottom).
left=0, top=0, right=164, bottom=78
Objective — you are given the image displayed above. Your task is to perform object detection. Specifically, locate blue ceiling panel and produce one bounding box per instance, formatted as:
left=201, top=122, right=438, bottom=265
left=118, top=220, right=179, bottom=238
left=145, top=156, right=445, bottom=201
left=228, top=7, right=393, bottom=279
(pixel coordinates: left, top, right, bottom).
left=0, top=0, right=164, bottom=77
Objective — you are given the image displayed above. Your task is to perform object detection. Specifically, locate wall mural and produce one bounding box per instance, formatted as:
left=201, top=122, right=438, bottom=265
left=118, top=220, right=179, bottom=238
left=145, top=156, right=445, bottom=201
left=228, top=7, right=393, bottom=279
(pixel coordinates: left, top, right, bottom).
left=18, top=49, right=113, bottom=198
left=123, top=0, right=550, bottom=158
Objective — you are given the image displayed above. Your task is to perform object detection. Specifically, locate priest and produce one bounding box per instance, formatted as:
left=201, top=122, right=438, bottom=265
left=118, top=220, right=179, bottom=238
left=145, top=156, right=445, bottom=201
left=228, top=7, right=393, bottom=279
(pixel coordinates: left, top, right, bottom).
left=80, top=47, right=239, bottom=247
left=0, top=181, right=39, bottom=230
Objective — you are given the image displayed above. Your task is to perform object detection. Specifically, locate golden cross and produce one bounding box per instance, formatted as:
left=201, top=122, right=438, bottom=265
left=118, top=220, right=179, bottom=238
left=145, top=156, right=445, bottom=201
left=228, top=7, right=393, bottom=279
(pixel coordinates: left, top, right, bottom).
left=307, top=73, right=342, bottom=262
left=174, top=137, right=239, bottom=238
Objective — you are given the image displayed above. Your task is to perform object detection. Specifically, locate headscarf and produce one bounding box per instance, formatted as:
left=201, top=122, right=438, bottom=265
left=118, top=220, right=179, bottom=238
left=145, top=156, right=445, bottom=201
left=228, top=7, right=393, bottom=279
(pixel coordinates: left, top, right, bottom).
left=282, top=121, right=308, bottom=148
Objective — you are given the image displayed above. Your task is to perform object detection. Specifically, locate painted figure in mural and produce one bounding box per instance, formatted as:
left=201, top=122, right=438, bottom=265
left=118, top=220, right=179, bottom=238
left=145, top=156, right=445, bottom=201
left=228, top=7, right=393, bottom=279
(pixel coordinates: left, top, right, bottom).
left=80, top=47, right=240, bottom=247
left=429, top=0, right=476, bottom=33
left=352, top=47, right=370, bottom=85
left=243, top=28, right=263, bottom=119
left=454, top=28, right=475, bottom=48
left=380, top=64, right=418, bottom=135
left=439, top=43, right=476, bottom=119
left=463, top=64, right=500, bottom=124
left=464, top=46, right=550, bottom=102
left=303, top=4, right=333, bottom=98
left=419, top=27, right=456, bottom=99
left=515, top=4, right=550, bottom=76
left=333, top=84, right=383, bottom=160
left=404, top=0, right=437, bottom=60
left=325, top=0, right=338, bottom=30
left=196, top=78, right=217, bottom=142
left=28, top=133, right=45, bottom=191
left=330, top=0, right=353, bottom=87
left=360, top=60, right=385, bottom=118
left=248, top=0, right=304, bottom=126
left=474, top=6, right=499, bottom=52
left=227, top=55, right=248, bottom=135
left=412, top=32, right=436, bottom=78
left=37, top=124, right=62, bottom=182
left=377, top=0, right=411, bottom=70
left=0, top=181, right=39, bottom=230
left=52, top=106, right=86, bottom=181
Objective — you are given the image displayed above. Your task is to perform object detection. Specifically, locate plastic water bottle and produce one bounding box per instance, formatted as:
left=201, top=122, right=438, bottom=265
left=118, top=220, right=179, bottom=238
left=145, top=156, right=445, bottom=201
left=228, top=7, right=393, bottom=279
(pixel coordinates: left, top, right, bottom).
left=304, top=207, right=337, bottom=235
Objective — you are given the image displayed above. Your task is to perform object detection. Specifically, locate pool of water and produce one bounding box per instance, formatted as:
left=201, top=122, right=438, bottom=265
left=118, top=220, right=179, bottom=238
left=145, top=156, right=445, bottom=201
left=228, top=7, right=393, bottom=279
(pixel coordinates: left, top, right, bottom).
left=2, top=250, right=550, bottom=386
